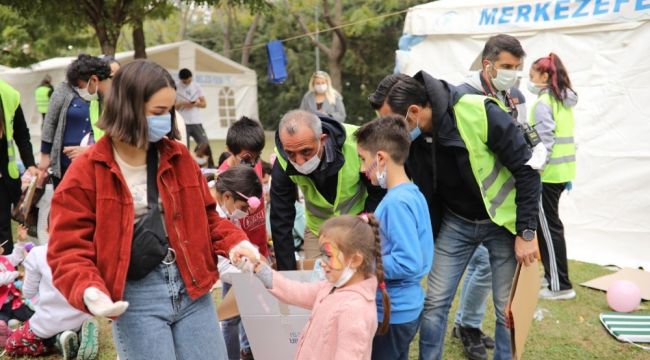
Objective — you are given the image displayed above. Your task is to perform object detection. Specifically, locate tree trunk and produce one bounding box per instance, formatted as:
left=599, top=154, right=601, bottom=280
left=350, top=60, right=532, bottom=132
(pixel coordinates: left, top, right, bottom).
left=95, top=23, right=116, bottom=56
left=221, top=5, right=233, bottom=59
left=323, top=0, right=346, bottom=92
left=241, top=14, right=261, bottom=67
left=133, top=17, right=147, bottom=59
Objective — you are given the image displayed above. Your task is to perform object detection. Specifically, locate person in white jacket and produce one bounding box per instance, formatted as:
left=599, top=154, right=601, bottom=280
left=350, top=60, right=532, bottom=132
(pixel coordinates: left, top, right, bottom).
left=5, top=244, right=99, bottom=360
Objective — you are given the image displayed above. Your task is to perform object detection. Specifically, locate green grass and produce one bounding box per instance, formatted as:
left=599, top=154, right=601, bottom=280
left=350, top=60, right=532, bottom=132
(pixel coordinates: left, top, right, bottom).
left=7, top=259, right=648, bottom=360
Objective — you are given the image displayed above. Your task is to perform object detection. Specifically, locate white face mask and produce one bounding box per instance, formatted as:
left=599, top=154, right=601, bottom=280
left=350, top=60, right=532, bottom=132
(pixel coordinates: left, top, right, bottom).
left=375, top=156, right=387, bottom=189
left=290, top=141, right=322, bottom=175
left=76, top=79, right=98, bottom=102
left=231, top=209, right=248, bottom=222
left=333, top=260, right=356, bottom=288
left=488, top=65, right=518, bottom=91
left=195, top=157, right=207, bottom=166
left=314, top=84, right=328, bottom=94
left=527, top=81, right=542, bottom=95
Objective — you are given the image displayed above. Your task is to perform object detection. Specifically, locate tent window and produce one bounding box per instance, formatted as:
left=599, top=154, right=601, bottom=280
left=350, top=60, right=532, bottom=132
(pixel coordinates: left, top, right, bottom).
left=218, top=87, right=237, bottom=128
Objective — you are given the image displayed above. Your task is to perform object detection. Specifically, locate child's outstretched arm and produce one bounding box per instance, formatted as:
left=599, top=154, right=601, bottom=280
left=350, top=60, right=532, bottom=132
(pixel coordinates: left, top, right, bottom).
left=5, top=225, right=30, bottom=266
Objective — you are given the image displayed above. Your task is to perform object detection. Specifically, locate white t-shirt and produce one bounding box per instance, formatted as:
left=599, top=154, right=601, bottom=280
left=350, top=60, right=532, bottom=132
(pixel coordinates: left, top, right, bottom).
left=113, top=148, right=163, bottom=220
left=176, top=81, right=204, bottom=125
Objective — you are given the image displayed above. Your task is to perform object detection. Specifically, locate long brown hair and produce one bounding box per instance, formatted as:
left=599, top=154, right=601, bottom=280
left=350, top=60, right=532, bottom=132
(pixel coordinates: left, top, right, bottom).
left=97, top=60, right=179, bottom=149
left=319, top=214, right=391, bottom=335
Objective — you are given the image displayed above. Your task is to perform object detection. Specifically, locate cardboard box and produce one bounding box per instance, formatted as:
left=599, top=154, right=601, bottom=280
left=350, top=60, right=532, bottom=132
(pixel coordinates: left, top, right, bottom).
left=230, top=271, right=314, bottom=360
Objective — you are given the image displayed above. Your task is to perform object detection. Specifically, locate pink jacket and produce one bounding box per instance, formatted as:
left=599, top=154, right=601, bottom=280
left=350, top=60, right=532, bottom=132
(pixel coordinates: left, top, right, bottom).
left=270, top=273, right=378, bottom=360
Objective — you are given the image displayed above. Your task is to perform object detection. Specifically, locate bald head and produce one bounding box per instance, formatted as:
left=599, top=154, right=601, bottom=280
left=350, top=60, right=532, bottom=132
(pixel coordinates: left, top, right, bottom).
left=279, top=110, right=322, bottom=140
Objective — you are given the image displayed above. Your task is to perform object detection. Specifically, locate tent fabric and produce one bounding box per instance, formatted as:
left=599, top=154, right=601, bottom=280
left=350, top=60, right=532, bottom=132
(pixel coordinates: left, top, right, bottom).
left=0, top=40, right=259, bottom=142
left=399, top=0, right=650, bottom=270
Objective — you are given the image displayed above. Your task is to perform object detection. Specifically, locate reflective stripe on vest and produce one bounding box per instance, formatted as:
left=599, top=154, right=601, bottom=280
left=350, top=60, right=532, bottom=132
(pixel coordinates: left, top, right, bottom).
left=453, top=94, right=517, bottom=234
left=35, top=86, right=50, bottom=113
left=529, top=92, right=576, bottom=183
left=276, top=123, right=367, bottom=235
left=90, top=100, right=104, bottom=141
left=0, top=80, right=21, bottom=179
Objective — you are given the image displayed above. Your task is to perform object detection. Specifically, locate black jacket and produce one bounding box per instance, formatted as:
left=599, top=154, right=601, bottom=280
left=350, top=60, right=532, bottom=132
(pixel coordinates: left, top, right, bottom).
left=270, top=115, right=385, bottom=270
left=405, top=71, right=539, bottom=236
left=0, top=102, right=36, bottom=203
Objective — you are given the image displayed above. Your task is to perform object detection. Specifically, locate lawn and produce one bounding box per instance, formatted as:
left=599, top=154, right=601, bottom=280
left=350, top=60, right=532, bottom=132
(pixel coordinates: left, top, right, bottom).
left=7, top=259, right=648, bottom=360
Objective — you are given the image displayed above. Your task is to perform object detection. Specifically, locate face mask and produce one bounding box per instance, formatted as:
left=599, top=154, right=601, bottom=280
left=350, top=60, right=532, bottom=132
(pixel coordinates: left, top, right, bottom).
left=488, top=64, right=519, bottom=92
left=76, top=79, right=98, bottom=102
left=406, top=109, right=421, bottom=141
left=311, top=258, right=327, bottom=282
left=290, top=141, right=321, bottom=175
left=231, top=209, right=248, bottom=222
left=527, top=82, right=542, bottom=95
left=195, top=157, right=207, bottom=166
left=333, top=260, right=356, bottom=288
left=374, top=156, right=387, bottom=189
left=147, top=114, right=171, bottom=142
left=314, top=84, right=328, bottom=94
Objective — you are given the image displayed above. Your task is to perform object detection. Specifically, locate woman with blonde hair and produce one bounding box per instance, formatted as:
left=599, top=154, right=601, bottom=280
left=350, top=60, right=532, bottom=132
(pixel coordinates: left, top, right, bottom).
left=300, top=70, right=346, bottom=122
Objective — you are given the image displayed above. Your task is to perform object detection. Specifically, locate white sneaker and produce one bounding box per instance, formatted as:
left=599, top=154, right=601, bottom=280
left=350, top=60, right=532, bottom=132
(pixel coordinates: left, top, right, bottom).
left=540, top=277, right=549, bottom=288
left=539, top=288, right=576, bottom=300
left=57, top=330, right=79, bottom=360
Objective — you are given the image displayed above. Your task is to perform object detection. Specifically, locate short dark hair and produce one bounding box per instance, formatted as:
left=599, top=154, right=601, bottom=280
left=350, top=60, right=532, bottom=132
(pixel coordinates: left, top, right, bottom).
left=482, top=34, right=526, bottom=62
left=368, top=74, right=428, bottom=115
left=179, top=68, right=193, bottom=80
left=261, top=160, right=272, bottom=176
left=226, top=116, right=265, bottom=155
left=66, top=54, right=111, bottom=86
left=97, top=60, right=179, bottom=148
left=215, top=165, right=263, bottom=200
left=355, top=115, right=411, bottom=164
left=217, top=151, right=231, bottom=167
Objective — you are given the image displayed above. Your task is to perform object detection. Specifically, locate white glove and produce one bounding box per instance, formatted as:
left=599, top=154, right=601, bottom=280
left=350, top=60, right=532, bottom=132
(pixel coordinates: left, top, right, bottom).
left=526, top=143, right=549, bottom=170
left=217, top=255, right=240, bottom=284
left=229, top=240, right=260, bottom=273
left=0, top=271, right=20, bottom=286
left=83, top=287, right=129, bottom=318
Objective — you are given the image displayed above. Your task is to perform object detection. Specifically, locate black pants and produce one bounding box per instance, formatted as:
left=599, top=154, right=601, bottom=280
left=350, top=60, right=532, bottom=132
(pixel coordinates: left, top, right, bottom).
left=0, top=179, right=17, bottom=254
left=537, top=182, right=572, bottom=291
left=0, top=302, right=34, bottom=322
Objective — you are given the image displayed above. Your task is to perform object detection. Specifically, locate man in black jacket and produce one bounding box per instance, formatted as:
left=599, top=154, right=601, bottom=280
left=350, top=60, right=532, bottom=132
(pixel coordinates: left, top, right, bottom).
left=370, top=71, right=540, bottom=360
left=270, top=110, right=384, bottom=270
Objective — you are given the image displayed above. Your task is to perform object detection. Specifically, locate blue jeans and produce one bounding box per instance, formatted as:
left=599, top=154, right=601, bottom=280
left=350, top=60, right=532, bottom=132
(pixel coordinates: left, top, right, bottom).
left=454, top=244, right=492, bottom=329
left=371, top=316, right=421, bottom=360
left=419, top=211, right=517, bottom=360
left=113, top=262, right=227, bottom=360
left=221, top=283, right=251, bottom=359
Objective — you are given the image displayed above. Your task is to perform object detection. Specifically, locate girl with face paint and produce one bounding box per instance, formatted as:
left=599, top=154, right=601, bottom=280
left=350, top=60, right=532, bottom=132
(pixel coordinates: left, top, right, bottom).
left=232, top=214, right=390, bottom=359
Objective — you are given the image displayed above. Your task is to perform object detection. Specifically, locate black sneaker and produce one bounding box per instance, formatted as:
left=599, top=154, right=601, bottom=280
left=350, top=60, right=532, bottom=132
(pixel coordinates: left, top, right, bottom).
left=458, top=326, right=488, bottom=360
left=453, top=325, right=495, bottom=349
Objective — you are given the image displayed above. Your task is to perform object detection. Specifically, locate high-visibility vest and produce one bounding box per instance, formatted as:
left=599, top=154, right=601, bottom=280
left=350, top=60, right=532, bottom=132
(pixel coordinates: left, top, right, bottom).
left=275, top=123, right=367, bottom=235
left=0, top=80, right=21, bottom=179
left=89, top=100, right=104, bottom=141
left=454, top=94, right=517, bottom=234
left=35, top=85, right=51, bottom=114
left=529, top=92, right=576, bottom=183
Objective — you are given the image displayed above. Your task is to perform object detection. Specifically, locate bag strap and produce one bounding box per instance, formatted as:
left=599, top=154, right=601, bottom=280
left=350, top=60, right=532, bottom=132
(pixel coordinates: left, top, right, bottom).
left=146, top=143, right=159, bottom=210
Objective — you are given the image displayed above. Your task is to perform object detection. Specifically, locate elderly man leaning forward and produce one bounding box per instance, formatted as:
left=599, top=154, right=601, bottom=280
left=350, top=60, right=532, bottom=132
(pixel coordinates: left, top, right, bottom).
left=270, top=110, right=385, bottom=270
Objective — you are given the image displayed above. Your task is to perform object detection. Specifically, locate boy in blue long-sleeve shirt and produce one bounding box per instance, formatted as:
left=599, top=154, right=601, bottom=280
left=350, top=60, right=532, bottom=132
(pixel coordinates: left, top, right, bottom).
left=355, top=115, right=434, bottom=360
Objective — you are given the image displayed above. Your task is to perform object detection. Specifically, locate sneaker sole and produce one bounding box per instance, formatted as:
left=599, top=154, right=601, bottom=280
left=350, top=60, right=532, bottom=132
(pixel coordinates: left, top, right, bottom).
left=61, top=332, right=79, bottom=360
left=540, top=291, right=576, bottom=300
left=76, top=318, right=99, bottom=360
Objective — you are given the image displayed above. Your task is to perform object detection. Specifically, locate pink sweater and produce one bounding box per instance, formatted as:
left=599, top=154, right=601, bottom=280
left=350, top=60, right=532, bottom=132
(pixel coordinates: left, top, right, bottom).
left=270, top=273, right=378, bottom=360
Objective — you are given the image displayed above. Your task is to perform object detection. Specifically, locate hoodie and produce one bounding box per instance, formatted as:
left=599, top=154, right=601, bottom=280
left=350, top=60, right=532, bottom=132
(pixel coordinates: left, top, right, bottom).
left=530, top=88, right=578, bottom=166
left=270, top=115, right=385, bottom=270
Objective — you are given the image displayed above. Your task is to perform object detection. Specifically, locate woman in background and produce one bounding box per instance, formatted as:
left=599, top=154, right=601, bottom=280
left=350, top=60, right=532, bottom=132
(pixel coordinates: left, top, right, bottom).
left=299, top=71, right=346, bottom=123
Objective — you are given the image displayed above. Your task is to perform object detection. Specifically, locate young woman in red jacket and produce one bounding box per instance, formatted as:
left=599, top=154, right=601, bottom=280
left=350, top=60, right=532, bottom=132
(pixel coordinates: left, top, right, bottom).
left=47, top=60, right=259, bottom=359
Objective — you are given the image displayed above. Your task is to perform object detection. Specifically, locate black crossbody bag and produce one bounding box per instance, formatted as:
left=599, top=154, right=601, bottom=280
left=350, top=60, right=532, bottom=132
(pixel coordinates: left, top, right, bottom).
left=127, top=144, right=169, bottom=281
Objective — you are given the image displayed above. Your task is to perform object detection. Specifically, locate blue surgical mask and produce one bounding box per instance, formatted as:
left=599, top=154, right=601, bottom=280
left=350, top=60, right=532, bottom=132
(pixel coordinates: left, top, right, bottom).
left=147, top=114, right=171, bottom=143
left=406, top=109, right=421, bottom=140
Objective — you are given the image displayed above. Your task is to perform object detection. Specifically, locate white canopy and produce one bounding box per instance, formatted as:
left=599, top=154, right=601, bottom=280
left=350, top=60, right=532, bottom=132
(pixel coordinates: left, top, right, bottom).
left=0, top=40, right=258, bottom=142
left=399, top=0, right=650, bottom=269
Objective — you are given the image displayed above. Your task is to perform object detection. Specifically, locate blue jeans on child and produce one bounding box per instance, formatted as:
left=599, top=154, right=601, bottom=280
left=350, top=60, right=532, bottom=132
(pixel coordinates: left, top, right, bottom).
left=221, top=283, right=251, bottom=359
left=371, top=316, right=421, bottom=360
left=419, top=210, right=517, bottom=360
left=112, top=262, right=228, bottom=360
left=454, top=244, right=492, bottom=329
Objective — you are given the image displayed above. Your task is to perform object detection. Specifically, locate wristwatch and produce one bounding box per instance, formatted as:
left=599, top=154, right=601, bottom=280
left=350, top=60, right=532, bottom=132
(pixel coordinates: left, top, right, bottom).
left=520, top=229, right=535, bottom=241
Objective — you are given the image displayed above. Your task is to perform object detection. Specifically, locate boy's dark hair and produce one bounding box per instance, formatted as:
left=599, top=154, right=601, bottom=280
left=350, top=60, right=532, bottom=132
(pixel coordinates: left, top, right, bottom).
left=368, top=74, right=428, bottom=116
left=226, top=116, right=265, bottom=155
left=179, top=68, right=193, bottom=80
left=66, top=54, right=111, bottom=86
left=355, top=115, right=411, bottom=164
left=217, top=151, right=231, bottom=167
left=482, top=34, right=526, bottom=62
left=97, top=60, right=179, bottom=149
left=261, top=160, right=272, bottom=176
left=214, top=165, right=263, bottom=201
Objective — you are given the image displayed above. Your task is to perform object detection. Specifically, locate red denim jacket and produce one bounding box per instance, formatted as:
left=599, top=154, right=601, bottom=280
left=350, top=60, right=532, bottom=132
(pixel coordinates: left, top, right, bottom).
left=47, top=137, right=247, bottom=312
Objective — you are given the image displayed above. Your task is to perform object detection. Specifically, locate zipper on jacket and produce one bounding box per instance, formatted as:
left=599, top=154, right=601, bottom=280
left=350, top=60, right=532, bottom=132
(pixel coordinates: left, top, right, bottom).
left=161, top=171, right=198, bottom=285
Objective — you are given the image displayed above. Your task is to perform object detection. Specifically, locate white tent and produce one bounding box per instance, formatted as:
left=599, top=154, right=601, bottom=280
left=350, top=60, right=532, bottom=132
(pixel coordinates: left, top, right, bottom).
left=398, top=0, right=650, bottom=270
left=0, top=40, right=258, bottom=143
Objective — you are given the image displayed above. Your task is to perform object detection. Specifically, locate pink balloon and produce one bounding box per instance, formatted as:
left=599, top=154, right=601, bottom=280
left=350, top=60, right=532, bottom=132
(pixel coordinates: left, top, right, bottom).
left=606, top=280, right=641, bottom=312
